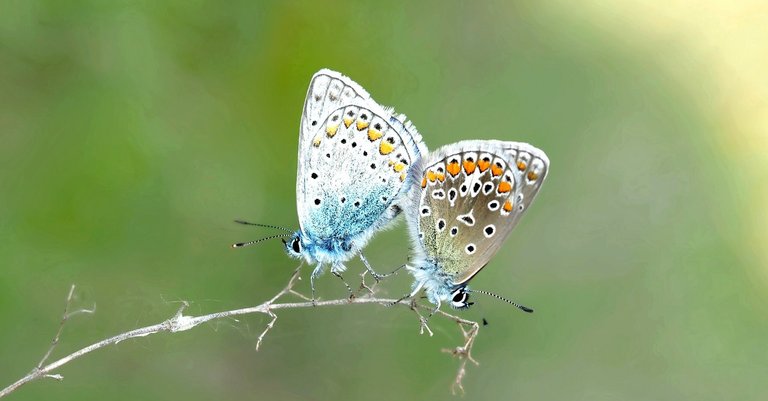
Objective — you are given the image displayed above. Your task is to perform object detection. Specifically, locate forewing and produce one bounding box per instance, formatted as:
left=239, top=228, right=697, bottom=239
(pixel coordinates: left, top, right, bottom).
left=414, top=140, right=549, bottom=285
left=297, top=71, right=368, bottom=231
left=299, top=69, right=371, bottom=147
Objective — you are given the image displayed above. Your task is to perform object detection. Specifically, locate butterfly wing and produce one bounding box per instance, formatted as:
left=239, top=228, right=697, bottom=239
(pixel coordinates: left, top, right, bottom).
left=296, top=70, right=427, bottom=243
left=411, top=140, right=549, bottom=285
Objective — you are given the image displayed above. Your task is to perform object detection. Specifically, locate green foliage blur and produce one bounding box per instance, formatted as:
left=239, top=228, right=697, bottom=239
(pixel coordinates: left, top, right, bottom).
left=2, top=1, right=766, bottom=400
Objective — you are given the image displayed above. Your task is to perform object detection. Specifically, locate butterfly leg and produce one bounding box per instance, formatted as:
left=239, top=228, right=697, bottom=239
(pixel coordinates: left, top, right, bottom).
left=387, top=279, right=425, bottom=307
left=331, top=263, right=354, bottom=299
left=358, top=253, right=390, bottom=282
left=428, top=300, right=441, bottom=319
left=310, top=264, right=324, bottom=305
left=332, top=272, right=355, bottom=299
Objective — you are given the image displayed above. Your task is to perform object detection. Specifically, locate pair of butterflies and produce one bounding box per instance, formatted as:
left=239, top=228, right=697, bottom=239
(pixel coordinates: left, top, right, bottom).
left=242, top=69, right=549, bottom=312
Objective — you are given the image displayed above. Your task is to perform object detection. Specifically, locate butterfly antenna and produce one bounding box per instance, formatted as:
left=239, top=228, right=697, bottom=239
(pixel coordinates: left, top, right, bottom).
left=234, top=220, right=293, bottom=232
left=380, top=263, right=407, bottom=277
left=391, top=263, right=407, bottom=274
left=232, top=234, right=292, bottom=248
left=468, top=289, right=534, bottom=313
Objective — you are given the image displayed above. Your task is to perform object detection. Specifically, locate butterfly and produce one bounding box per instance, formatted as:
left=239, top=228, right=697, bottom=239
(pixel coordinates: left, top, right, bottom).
left=403, top=140, right=549, bottom=311
left=263, top=69, right=427, bottom=297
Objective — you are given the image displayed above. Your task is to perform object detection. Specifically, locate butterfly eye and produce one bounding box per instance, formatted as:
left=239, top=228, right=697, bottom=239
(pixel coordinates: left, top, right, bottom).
left=291, top=238, right=301, bottom=254
left=450, top=288, right=471, bottom=309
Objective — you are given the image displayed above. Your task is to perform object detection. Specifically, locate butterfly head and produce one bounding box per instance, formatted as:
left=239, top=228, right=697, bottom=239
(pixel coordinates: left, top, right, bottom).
left=282, top=231, right=334, bottom=265
left=407, top=263, right=474, bottom=309
left=282, top=232, right=305, bottom=258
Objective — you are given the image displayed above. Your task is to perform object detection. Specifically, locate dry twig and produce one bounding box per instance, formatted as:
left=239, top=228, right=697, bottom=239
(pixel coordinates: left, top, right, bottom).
left=441, top=315, right=481, bottom=395
left=0, top=269, right=481, bottom=398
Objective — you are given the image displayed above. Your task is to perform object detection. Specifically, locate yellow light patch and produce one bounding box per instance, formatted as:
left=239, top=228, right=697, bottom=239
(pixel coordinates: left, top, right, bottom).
left=356, top=121, right=369, bottom=131
left=527, top=171, right=539, bottom=181
left=426, top=170, right=437, bottom=182
left=503, top=200, right=513, bottom=212
left=491, top=164, right=503, bottom=177
left=478, top=159, right=490, bottom=172
left=393, top=162, right=406, bottom=173
left=379, top=141, right=395, bottom=155
left=447, top=161, right=461, bottom=177
left=463, top=161, right=476, bottom=174
left=343, top=117, right=353, bottom=128
left=517, top=161, right=527, bottom=171
left=326, top=124, right=339, bottom=137
left=368, top=128, right=383, bottom=141
left=400, top=173, right=406, bottom=182
left=498, top=181, right=512, bottom=193
left=312, top=135, right=322, bottom=147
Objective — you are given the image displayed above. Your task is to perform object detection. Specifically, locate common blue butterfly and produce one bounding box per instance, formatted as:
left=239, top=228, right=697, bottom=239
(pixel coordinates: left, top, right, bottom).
left=404, top=140, right=549, bottom=311
left=280, top=69, right=427, bottom=296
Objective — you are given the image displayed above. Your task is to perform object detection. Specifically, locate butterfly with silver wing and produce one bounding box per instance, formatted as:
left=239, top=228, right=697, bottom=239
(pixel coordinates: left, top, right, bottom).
left=403, top=140, right=549, bottom=312
left=236, top=69, right=427, bottom=299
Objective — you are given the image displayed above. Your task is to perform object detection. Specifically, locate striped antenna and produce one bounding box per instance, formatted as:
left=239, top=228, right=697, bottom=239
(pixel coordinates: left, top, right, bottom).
left=468, top=289, right=534, bottom=313
left=234, top=220, right=293, bottom=232
left=232, top=234, right=292, bottom=249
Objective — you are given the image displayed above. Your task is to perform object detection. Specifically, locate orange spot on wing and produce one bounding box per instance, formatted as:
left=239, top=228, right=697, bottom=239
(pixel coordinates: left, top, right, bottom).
left=421, top=177, right=427, bottom=188
left=463, top=161, right=476, bottom=174
left=498, top=181, right=512, bottom=193
left=356, top=121, right=369, bottom=131
left=436, top=173, right=445, bottom=182
left=527, top=171, right=539, bottom=181
left=503, top=200, right=513, bottom=212
left=379, top=141, right=395, bottom=155
left=478, top=159, right=490, bottom=172
left=447, top=161, right=461, bottom=177
left=368, top=128, right=382, bottom=141
left=491, top=164, right=503, bottom=177
left=326, top=124, right=338, bottom=137
left=517, top=161, right=527, bottom=171
left=426, top=170, right=437, bottom=182
left=393, top=162, right=406, bottom=173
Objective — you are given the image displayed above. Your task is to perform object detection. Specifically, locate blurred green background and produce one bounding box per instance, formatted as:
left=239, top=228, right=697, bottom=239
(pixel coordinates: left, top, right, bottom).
left=2, top=1, right=767, bottom=400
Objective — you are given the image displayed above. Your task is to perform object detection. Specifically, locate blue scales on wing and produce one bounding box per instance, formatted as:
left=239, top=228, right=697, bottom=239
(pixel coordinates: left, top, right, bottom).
left=301, top=105, right=421, bottom=243
left=295, top=70, right=427, bottom=258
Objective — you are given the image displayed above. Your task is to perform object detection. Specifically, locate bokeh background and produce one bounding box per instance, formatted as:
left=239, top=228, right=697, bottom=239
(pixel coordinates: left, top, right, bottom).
left=2, top=1, right=767, bottom=400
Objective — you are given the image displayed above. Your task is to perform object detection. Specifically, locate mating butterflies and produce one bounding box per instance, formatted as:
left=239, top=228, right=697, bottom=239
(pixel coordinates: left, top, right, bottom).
left=237, top=70, right=550, bottom=311
left=404, top=140, right=549, bottom=310
left=283, top=69, right=427, bottom=294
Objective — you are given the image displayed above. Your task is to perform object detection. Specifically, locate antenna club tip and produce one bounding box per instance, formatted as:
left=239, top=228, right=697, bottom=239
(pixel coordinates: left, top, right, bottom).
left=521, top=306, right=534, bottom=313
left=232, top=243, right=243, bottom=248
